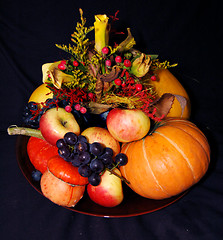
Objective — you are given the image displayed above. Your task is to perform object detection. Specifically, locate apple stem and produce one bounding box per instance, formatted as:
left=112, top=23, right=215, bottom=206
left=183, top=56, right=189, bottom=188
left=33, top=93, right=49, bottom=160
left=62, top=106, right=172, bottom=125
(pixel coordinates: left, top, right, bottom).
left=7, top=125, right=44, bottom=140
left=107, top=168, right=130, bottom=185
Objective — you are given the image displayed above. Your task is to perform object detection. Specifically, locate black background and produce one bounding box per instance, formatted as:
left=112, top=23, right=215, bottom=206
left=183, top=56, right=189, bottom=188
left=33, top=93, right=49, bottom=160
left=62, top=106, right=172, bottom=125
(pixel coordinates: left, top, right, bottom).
left=1, top=0, right=223, bottom=239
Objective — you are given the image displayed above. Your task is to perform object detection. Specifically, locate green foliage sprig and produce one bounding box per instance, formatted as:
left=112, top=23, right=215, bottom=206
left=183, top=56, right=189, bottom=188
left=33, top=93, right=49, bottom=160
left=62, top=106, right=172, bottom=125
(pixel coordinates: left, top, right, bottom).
left=151, top=59, right=178, bottom=70
left=56, top=9, right=94, bottom=63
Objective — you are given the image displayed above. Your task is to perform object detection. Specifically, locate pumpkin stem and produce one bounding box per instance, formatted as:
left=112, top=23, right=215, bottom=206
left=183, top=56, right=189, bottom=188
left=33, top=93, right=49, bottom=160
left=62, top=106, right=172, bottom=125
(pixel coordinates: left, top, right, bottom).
left=148, top=121, right=165, bottom=135
left=7, top=125, right=44, bottom=140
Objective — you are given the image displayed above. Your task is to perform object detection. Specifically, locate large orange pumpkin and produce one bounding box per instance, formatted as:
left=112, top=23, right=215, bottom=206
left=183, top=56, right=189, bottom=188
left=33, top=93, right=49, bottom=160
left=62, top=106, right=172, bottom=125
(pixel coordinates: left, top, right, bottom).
left=150, top=69, right=191, bottom=119
left=120, top=118, right=210, bottom=200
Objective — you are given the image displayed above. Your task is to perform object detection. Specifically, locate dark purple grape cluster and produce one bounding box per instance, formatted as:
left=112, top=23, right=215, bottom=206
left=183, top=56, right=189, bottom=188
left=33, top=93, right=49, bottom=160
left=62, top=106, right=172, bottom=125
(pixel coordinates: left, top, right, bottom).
left=22, top=101, right=40, bottom=128
left=56, top=132, right=128, bottom=186
left=22, top=99, right=56, bottom=128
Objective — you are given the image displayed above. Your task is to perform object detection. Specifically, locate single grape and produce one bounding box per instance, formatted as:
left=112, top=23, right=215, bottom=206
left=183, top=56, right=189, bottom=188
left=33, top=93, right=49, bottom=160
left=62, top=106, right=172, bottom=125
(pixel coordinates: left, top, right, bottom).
left=30, top=117, right=39, bottom=128
left=45, top=98, right=57, bottom=109
left=89, top=158, right=104, bottom=173
left=71, top=154, right=82, bottom=167
left=89, top=142, right=104, bottom=156
left=106, top=163, right=115, bottom=170
left=22, top=108, right=31, bottom=117
left=31, top=170, right=42, bottom=181
left=28, top=101, right=38, bottom=111
left=78, top=165, right=92, bottom=177
left=76, top=141, right=88, bottom=153
left=100, top=154, right=113, bottom=166
left=102, top=147, right=114, bottom=157
left=22, top=115, right=32, bottom=124
left=36, top=113, right=43, bottom=122
left=78, top=151, right=91, bottom=165
left=64, top=132, right=77, bottom=145
left=115, top=153, right=128, bottom=166
left=88, top=172, right=101, bottom=186
left=58, top=146, right=71, bottom=159
left=77, top=135, right=88, bottom=143
left=56, top=139, right=67, bottom=149
left=65, top=152, right=75, bottom=162
left=23, top=115, right=39, bottom=128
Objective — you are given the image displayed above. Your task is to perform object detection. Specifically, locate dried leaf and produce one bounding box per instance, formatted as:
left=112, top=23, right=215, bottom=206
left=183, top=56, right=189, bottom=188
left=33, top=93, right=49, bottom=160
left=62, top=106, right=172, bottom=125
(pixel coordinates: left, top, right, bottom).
left=103, top=81, right=112, bottom=92
left=49, top=68, right=74, bottom=89
left=88, top=102, right=111, bottom=114
left=117, top=28, right=136, bottom=52
left=152, top=93, right=175, bottom=118
left=99, top=65, right=122, bottom=82
left=174, top=94, right=188, bottom=117
left=95, top=78, right=103, bottom=100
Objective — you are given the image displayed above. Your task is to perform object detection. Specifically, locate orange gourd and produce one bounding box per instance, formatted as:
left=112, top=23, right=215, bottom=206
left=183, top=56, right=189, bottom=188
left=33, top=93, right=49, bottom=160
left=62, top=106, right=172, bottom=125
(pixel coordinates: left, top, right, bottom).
left=151, top=69, right=191, bottom=119
left=120, top=118, right=210, bottom=200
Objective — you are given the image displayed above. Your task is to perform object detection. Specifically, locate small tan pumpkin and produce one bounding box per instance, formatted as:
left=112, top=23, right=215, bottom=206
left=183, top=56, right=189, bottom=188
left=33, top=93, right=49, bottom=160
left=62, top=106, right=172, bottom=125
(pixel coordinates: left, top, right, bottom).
left=120, top=118, right=210, bottom=199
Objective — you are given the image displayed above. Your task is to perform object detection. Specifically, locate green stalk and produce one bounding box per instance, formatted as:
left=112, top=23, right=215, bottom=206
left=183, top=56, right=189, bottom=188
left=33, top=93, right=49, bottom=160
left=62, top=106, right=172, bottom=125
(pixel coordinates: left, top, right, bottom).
left=107, top=168, right=130, bottom=185
left=7, top=125, right=44, bottom=139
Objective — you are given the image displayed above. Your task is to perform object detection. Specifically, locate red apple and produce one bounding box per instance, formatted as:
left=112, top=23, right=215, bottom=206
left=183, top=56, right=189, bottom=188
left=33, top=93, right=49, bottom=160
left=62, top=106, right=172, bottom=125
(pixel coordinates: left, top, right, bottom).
left=81, top=127, right=120, bottom=156
left=39, top=107, right=80, bottom=146
left=106, top=108, right=150, bottom=142
left=41, top=170, right=85, bottom=207
left=87, top=168, right=124, bottom=207
left=27, top=137, right=59, bottom=173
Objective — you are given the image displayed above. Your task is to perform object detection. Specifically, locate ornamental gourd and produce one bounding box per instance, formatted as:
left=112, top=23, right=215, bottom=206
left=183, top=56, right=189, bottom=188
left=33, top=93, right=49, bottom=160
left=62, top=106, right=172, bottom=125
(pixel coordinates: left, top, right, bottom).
left=150, top=69, right=191, bottom=119
left=27, top=137, right=59, bottom=173
left=120, top=118, right=210, bottom=200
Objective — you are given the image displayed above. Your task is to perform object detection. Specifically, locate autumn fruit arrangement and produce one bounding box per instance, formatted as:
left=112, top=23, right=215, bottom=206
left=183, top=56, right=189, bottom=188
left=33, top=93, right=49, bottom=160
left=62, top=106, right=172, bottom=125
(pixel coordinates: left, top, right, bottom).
left=8, top=9, right=210, bottom=209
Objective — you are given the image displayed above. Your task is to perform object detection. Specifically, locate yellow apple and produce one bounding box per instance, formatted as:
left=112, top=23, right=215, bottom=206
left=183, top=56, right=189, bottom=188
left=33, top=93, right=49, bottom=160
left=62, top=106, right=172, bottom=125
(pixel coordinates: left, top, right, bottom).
left=87, top=168, right=123, bottom=207
left=39, top=107, right=80, bottom=146
left=28, top=83, right=53, bottom=107
left=81, top=127, right=120, bottom=156
left=106, top=108, right=151, bottom=143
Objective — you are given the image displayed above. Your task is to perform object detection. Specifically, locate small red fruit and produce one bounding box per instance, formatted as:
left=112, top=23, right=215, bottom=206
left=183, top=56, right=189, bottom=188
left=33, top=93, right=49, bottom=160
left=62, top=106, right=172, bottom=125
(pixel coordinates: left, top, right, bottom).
left=135, top=83, right=143, bottom=91
left=121, top=82, right=126, bottom=87
left=114, top=78, right=122, bottom=86
left=75, top=104, right=81, bottom=111
left=151, top=75, right=157, bottom=81
left=88, top=92, right=94, bottom=99
left=73, top=60, right=79, bottom=67
left=60, top=60, right=67, bottom=65
left=58, top=63, right=66, bottom=70
left=102, top=47, right=109, bottom=55
left=65, top=105, right=72, bottom=113
left=105, top=59, right=112, bottom=67
left=80, top=107, right=87, bottom=114
left=115, top=56, right=122, bottom=63
left=124, top=59, right=131, bottom=68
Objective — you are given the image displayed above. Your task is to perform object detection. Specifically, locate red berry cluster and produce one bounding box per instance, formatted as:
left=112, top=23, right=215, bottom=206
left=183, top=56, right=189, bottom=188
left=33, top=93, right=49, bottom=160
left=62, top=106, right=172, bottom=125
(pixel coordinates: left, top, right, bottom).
left=113, top=69, right=142, bottom=95
left=58, top=59, right=80, bottom=72
left=114, top=56, right=132, bottom=68
left=101, top=47, right=132, bottom=70
left=58, top=60, right=67, bottom=70
left=111, top=69, right=163, bottom=121
left=46, top=84, right=96, bottom=114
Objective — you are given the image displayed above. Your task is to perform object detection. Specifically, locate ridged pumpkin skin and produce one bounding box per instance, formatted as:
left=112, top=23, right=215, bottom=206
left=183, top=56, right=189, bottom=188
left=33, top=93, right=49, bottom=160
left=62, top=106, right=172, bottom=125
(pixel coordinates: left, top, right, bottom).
left=151, top=69, right=190, bottom=119
left=120, top=119, right=210, bottom=200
